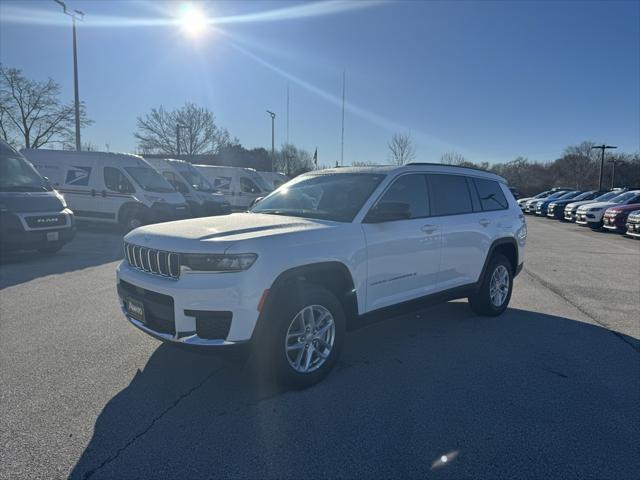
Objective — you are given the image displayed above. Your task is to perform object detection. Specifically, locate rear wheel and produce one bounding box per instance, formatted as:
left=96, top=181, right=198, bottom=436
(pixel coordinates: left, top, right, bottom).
left=255, top=283, right=345, bottom=389
left=468, top=254, right=513, bottom=316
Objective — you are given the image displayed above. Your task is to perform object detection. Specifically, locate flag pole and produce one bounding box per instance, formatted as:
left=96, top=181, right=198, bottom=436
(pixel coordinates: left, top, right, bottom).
left=340, top=70, right=345, bottom=166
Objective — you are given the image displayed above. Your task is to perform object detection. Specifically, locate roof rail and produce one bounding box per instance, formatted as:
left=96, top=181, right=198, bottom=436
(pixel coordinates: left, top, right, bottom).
left=406, top=162, right=493, bottom=174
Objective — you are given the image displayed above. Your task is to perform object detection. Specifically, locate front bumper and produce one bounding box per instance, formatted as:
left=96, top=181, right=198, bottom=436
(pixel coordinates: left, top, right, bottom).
left=0, top=209, right=76, bottom=250
left=116, top=261, right=262, bottom=345
left=602, top=216, right=626, bottom=231
left=625, top=222, right=640, bottom=238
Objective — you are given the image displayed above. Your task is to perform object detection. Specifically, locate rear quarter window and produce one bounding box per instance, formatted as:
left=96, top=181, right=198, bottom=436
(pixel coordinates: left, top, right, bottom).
left=473, top=178, right=509, bottom=211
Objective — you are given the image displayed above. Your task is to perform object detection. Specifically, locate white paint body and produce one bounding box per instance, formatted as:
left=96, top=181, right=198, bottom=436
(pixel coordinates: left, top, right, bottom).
left=117, top=164, right=526, bottom=345
left=194, top=165, right=273, bottom=210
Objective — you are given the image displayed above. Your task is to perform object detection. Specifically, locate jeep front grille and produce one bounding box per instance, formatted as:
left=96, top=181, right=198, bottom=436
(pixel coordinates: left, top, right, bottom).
left=124, top=242, right=180, bottom=279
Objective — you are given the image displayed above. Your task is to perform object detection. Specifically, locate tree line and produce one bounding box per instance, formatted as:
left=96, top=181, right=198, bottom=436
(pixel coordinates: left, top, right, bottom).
left=1, top=65, right=637, bottom=188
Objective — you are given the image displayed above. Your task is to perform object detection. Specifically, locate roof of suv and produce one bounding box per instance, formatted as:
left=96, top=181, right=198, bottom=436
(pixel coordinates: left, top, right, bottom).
left=311, top=163, right=505, bottom=182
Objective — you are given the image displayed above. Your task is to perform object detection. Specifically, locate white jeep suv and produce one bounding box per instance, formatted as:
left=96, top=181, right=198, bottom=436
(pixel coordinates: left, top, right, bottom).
left=117, top=164, right=526, bottom=387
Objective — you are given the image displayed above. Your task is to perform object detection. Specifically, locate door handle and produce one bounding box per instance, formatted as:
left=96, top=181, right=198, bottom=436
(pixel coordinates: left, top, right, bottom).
left=479, top=218, right=490, bottom=227
left=101, top=190, right=107, bottom=198
left=421, top=224, right=438, bottom=234
left=90, top=189, right=96, bottom=197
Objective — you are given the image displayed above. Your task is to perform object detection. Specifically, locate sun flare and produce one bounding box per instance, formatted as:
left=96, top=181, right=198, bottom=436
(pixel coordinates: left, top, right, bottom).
left=179, top=3, right=207, bottom=37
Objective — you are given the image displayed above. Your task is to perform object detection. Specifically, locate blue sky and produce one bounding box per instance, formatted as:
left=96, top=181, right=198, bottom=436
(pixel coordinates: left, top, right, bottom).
left=1, top=0, right=638, bottom=165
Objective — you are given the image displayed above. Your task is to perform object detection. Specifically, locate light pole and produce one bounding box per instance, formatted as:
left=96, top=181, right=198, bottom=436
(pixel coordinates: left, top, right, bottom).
left=607, top=158, right=625, bottom=188
left=266, top=110, right=276, bottom=173
left=591, top=144, right=617, bottom=190
left=176, top=124, right=189, bottom=156
left=54, top=0, right=84, bottom=151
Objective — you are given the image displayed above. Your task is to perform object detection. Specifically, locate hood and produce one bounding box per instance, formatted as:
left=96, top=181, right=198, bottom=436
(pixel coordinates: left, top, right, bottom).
left=577, top=201, right=616, bottom=211
left=0, top=191, right=65, bottom=213
left=606, top=203, right=640, bottom=214
left=124, top=212, right=337, bottom=254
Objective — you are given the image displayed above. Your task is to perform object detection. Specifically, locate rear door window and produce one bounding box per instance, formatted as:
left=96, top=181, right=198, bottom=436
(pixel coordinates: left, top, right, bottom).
left=473, top=178, right=508, bottom=211
left=427, top=174, right=473, bottom=216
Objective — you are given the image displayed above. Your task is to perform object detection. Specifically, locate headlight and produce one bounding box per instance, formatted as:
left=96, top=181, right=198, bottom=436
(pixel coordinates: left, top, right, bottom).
left=181, top=253, right=257, bottom=272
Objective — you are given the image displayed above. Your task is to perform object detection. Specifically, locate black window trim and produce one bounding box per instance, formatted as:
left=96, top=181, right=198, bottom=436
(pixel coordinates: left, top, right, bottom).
left=426, top=173, right=476, bottom=218
left=363, top=172, right=432, bottom=223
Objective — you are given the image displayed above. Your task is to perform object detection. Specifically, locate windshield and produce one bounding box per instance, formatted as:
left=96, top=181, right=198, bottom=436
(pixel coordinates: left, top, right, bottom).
left=594, top=191, right=619, bottom=202
left=557, top=191, right=581, bottom=200
left=571, top=191, right=595, bottom=201
left=179, top=168, right=215, bottom=192
left=124, top=167, right=175, bottom=193
left=610, top=191, right=639, bottom=204
left=0, top=147, right=52, bottom=192
left=251, top=173, right=385, bottom=222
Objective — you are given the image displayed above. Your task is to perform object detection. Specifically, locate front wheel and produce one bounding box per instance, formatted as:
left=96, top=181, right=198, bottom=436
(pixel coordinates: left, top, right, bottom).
left=120, top=209, right=145, bottom=233
left=468, top=254, right=513, bottom=316
left=255, top=283, right=345, bottom=389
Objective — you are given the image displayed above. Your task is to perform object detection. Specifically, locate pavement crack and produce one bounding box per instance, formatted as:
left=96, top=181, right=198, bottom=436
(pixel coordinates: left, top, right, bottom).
left=523, top=268, right=639, bottom=353
left=81, top=367, right=222, bottom=480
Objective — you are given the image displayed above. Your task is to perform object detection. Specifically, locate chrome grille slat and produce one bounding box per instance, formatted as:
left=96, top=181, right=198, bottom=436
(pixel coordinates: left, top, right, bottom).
left=123, top=242, right=180, bottom=280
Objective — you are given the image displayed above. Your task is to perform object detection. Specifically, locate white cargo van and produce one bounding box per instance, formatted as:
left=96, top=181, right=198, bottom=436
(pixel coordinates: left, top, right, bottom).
left=145, top=158, right=231, bottom=217
left=22, top=149, right=189, bottom=231
left=257, top=171, right=290, bottom=189
left=194, top=165, right=273, bottom=210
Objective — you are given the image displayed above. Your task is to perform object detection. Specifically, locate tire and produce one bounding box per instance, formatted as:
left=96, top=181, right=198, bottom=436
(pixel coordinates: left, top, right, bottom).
left=120, top=208, right=145, bottom=233
left=589, top=222, right=603, bottom=230
left=37, top=242, right=64, bottom=254
left=468, top=253, right=513, bottom=316
left=254, top=283, right=346, bottom=389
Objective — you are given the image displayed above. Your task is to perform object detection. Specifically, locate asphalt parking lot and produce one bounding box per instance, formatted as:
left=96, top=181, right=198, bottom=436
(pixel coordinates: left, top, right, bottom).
left=1, top=217, right=639, bottom=479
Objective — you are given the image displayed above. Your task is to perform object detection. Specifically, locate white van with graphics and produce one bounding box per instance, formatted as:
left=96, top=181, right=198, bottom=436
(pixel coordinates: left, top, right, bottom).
left=194, top=165, right=273, bottom=211
left=22, top=149, right=189, bottom=231
left=145, top=158, right=231, bottom=217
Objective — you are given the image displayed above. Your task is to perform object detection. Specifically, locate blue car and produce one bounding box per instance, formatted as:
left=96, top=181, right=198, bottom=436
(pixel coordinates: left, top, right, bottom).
left=534, top=190, right=582, bottom=216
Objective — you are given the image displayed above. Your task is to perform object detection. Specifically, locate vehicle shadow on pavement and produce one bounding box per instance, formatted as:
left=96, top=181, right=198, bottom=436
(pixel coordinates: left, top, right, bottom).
left=70, top=303, right=640, bottom=479
left=0, top=225, right=123, bottom=289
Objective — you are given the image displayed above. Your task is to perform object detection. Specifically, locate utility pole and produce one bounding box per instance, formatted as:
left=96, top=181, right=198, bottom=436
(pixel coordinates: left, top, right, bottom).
left=340, top=70, right=345, bottom=166
left=54, top=0, right=84, bottom=151
left=286, top=85, right=290, bottom=144
left=592, top=144, right=617, bottom=190
left=266, top=110, right=276, bottom=173
left=608, top=158, right=625, bottom=188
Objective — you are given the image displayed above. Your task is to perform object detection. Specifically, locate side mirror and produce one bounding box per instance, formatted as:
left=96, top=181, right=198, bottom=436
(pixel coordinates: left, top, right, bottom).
left=250, top=197, right=264, bottom=208
left=365, top=202, right=411, bottom=223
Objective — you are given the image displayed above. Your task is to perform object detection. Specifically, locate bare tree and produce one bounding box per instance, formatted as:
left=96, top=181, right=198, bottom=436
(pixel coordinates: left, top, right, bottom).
left=134, top=103, right=235, bottom=155
left=388, top=133, right=416, bottom=165
left=0, top=65, right=91, bottom=149
left=276, top=143, right=314, bottom=176
left=440, top=151, right=467, bottom=165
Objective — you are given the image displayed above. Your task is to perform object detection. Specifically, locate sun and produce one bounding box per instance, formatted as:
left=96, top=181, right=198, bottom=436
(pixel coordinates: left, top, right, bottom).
left=178, top=3, right=207, bottom=37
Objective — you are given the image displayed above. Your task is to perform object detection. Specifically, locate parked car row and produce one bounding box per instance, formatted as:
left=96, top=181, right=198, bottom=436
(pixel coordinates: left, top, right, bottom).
left=518, top=186, right=640, bottom=238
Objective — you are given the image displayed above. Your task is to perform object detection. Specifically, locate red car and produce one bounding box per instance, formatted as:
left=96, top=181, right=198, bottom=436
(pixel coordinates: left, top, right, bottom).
left=602, top=203, right=640, bottom=233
